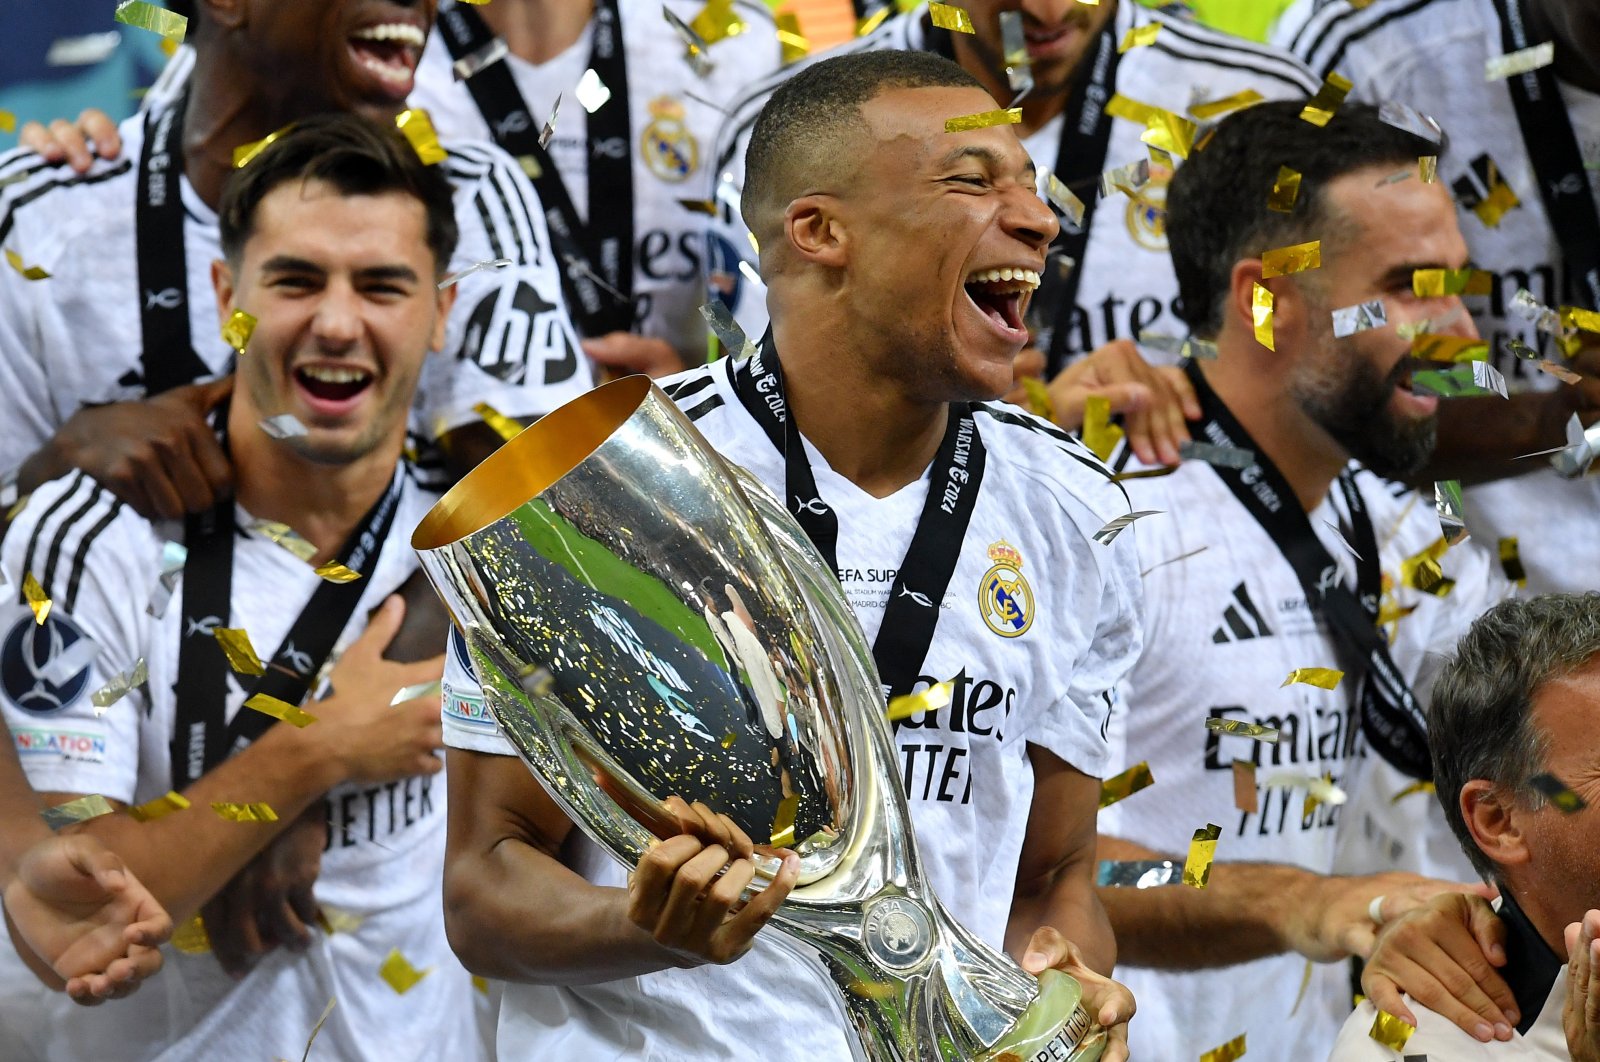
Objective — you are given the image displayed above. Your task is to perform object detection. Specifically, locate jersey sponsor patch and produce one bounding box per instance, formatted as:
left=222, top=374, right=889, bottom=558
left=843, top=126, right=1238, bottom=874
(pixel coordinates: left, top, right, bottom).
left=1, top=612, right=94, bottom=714
left=442, top=682, right=498, bottom=733
left=12, top=725, right=107, bottom=763
left=977, top=540, right=1033, bottom=638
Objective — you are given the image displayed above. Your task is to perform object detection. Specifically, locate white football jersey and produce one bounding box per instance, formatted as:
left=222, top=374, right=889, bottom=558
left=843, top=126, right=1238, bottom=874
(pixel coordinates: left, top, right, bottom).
left=412, top=0, right=783, bottom=363
left=705, top=2, right=1319, bottom=362
left=1275, top=0, right=1600, bottom=597
left=441, top=354, right=1145, bottom=1061
left=0, top=108, right=590, bottom=480
left=0, top=469, right=480, bottom=1062
left=1098, top=445, right=1511, bottom=1061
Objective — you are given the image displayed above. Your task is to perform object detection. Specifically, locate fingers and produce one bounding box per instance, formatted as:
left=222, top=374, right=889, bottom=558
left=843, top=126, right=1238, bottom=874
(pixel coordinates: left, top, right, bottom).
left=1361, top=968, right=1419, bottom=1031
left=78, top=108, right=122, bottom=160
left=1466, top=896, right=1509, bottom=968
left=46, top=118, right=95, bottom=174
left=651, top=843, right=732, bottom=947
left=164, top=432, right=225, bottom=515
left=1365, top=934, right=1510, bottom=1041
left=1020, top=925, right=1071, bottom=975
left=660, top=796, right=749, bottom=857
left=1160, top=363, right=1202, bottom=421
left=359, top=596, right=407, bottom=656
left=181, top=374, right=236, bottom=412
left=1013, top=346, right=1046, bottom=381
left=261, top=890, right=314, bottom=953
left=627, top=835, right=707, bottom=932
left=720, top=851, right=799, bottom=941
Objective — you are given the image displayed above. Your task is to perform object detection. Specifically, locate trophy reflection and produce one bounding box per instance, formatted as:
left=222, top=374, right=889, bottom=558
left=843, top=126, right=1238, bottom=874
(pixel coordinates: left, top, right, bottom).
left=413, top=376, right=1105, bottom=1061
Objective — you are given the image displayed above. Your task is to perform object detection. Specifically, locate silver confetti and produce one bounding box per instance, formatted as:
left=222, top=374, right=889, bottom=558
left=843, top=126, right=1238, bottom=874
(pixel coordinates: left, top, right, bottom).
left=46, top=31, right=122, bottom=67
left=1037, top=168, right=1086, bottom=229
left=92, top=658, right=147, bottom=714
left=1098, top=159, right=1150, bottom=199
left=1097, top=859, right=1178, bottom=888
left=1486, top=41, right=1555, bottom=81
left=1136, top=330, right=1218, bottom=361
left=1093, top=510, right=1163, bottom=545
left=390, top=680, right=442, bottom=707
left=1377, top=101, right=1444, bottom=144
left=539, top=93, right=561, bottom=149
left=146, top=541, right=187, bottom=619
left=451, top=34, right=509, bottom=81
left=662, top=7, right=716, bottom=78
left=1410, top=362, right=1509, bottom=399
left=1332, top=299, right=1388, bottom=338
left=439, top=257, right=513, bottom=290
left=1436, top=479, right=1469, bottom=544
left=259, top=414, right=308, bottom=440
left=699, top=301, right=756, bottom=359
left=574, top=68, right=611, bottom=114
left=999, top=11, right=1034, bottom=97
left=1551, top=414, right=1600, bottom=479
left=1179, top=441, right=1255, bottom=470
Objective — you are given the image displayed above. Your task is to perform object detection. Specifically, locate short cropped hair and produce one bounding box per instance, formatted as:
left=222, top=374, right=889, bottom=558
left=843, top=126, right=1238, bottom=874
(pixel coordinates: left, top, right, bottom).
left=218, top=112, right=459, bottom=272
left=1167, top=100, right=1437, bottom=337
left=1428, top=594, right=1600, bottom=880
left=742, top=49, right=984, bottom=239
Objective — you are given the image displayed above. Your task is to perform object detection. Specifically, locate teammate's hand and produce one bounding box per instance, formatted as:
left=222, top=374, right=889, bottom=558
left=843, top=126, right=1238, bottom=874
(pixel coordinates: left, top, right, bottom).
left=1020, top=925, right=1134, bottom=1062
left=1361, top=890, right=1514, bottom=1042
left=18, top=108, right=122, bottom=174
left=313, top=596, right=445, bottom=786
left=1286, top=871, right=1492, bottom=965
left=19, top=377, right=235, bottom=521
left=626, top=796, right=798, bottom=967
left=1040, top=340, right=1200, bottom=466
left=199, top=804, right=326, bottom=979
left=3, top=834, right=171, bottom=1005
left=1565, top=910, right=1600, bottom=1061
left=582, top=332, right=688, bottom=380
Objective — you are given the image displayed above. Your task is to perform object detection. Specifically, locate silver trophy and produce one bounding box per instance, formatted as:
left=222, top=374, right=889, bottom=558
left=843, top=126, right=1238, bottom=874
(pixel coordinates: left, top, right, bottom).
left=413, top=376, right=1104, bottom=1061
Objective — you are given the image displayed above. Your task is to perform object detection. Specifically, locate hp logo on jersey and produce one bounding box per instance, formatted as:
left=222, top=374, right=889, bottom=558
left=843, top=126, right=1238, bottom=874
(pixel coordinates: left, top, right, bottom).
left=978, top=540, right=1033, bottom=638
left=1, top=613, right=94, bottom=715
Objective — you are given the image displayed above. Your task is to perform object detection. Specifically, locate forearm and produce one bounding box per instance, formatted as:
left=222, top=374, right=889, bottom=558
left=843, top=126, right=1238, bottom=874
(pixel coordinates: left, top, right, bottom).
left=443, top=834, right=684, bottom=985
left=1008, top=858, right=1117, bottom=974
left=0, top=732, right=49, bottom=881
left=1095, top=835, right=1313, bottom=969
left=64, top=725, right=341, bottom=922
left=1425, top=391, right=1570, bottom=484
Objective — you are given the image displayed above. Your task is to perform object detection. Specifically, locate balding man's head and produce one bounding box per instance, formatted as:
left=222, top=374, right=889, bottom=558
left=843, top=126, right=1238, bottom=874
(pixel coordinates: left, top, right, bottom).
left=741, top=50, right=987, bottom=252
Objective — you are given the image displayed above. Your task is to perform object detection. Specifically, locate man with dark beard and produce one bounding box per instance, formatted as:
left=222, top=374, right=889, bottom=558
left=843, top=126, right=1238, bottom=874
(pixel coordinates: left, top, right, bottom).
left=1087, top=100, right=1515, bottom=1059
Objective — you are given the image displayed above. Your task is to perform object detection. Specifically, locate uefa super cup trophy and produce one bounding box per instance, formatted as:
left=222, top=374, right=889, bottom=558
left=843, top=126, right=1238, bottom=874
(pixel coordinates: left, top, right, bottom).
left=412, top=376, right=1105, bottom=1061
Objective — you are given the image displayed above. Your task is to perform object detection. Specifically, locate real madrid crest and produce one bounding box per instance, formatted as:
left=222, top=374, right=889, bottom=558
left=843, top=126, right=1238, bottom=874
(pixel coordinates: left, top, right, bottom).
left=978, top=540, right=1033, bottom=638
left=641, top=95, right=699, bottom=183
left=1124, top=162, right=1171, bottom=252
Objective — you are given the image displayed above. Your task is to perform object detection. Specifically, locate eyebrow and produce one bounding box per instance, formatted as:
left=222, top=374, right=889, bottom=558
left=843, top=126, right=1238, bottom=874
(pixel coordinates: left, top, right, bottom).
left=259, top=255, right=420, bottom=284
left=937, top=145, right=1037, bottom=180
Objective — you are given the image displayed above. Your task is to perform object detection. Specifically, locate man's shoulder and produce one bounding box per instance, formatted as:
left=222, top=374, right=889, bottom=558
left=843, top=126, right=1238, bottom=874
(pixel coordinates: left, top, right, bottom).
left=968, top=403, right=1132, bottom=519
left=1279, top=0, right=1485, bottom=73
left=2, top=473, right=158, bottom=609
left=1330, top=996, right=1523, bottom=1060
left=0, top=121, right=143, bottom=259
left=1125, top=3, right=1320, bottom=96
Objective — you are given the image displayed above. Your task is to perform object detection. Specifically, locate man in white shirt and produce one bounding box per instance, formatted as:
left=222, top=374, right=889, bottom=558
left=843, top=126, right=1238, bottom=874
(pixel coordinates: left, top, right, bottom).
left=0, top=114, right=475, bottom=1061
left=439, top=49, right=1140, bottom=1061
left=1329, top=594, right=1600, bottom=1059
left=1093, top=98, right=1511, bottom=1059
left=1275, top=0, right=1600, bottom=597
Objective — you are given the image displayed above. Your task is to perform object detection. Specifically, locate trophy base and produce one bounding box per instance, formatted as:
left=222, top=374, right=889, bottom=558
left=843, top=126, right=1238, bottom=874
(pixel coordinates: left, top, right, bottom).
left=975, top=970, right=1107, bottom=1062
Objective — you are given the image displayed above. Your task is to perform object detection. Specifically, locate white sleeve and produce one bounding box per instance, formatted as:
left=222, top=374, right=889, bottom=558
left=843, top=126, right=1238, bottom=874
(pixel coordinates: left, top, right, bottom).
left=0, top=165, right=65, bottom=474
left=0, top=474, right=157, bottom=802
left=416, top=142, right=596, bottom=436
left=441, top=625, right=516, bottom=756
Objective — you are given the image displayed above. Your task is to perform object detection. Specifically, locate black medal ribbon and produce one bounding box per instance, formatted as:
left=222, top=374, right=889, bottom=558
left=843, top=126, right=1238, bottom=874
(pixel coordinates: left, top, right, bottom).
left=1183, top=360, right=1433, bottom=779
left=134, top=89, right=211, bottom=395
left=1491, top=0, right=1600, bottom=312
left=729, top=339, right=986, bottom=703
left=170, top=466, right=405, bottom=788
left=436, top=0, right=637, bottom=334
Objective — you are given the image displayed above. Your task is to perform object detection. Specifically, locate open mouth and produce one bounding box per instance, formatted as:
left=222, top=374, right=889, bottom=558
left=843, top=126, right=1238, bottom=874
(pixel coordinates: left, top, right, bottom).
left=347, top=22, right=425, bottom=98
left=294, top=364, right=375, bottom=413
left=963, top=267, right=1040, bottom=336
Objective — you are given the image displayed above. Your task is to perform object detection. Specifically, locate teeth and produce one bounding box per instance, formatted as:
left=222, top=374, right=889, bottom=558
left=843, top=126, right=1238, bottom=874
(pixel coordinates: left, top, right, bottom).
left=351, top=23, right=425, bottom=47
left=966, top=267, right=1041, bottom=289
left=300, top=366, right=371, bottom=385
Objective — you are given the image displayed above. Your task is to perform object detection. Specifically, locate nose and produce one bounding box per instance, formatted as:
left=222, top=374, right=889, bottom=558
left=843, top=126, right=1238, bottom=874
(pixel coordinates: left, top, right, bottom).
left=311, top=280, right=363, bottom=350
left=1005, top=181, right=1059, bottom=253
left=1443, top=295, right=1480, bottom=339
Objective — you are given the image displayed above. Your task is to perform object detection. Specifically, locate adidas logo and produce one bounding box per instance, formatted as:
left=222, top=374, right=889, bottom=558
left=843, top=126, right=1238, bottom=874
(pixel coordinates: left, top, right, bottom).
left=1212, top=582, right=1272, bottom=643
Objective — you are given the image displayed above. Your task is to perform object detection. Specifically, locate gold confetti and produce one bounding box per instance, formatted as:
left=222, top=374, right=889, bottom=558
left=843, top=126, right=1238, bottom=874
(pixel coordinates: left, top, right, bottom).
left=1099, top=761, right=1154, bottom=809
left=1205, top=717, right=1280, bottom=744
left=1419, top=155, right=1438, bottom=183
left=1400, top=536, right=1455, bottom=596
left=312, top=561, right=361, bottom=583
left=127, top=790, right=190, bottom=822
left=1369, top=1009, right=1417, bottom=1051
left=472, top=976, right=489, bottom=995
left=944, top=108, right=1022, bottom=133
left=1232, top=760, right=1258, bottom=814
left=22, top=572, right=51, bottom=625
left=1118, top=23, right=1160, bottom=52
left=1470, top=161, right=1520, bottom=227
left=1252, top=282, right=1275, bottom=351
left=1498, top=536, right=1527, bottom=586
left=769, top=792, right=799, bottom=848
left=1081, top=394, right=1125, bottom=462
left=1485, top=41, right=1554, bottom=81
left=252, top=521, right=319, bottom=562
left=221, top=309, right=256, bottom=354
left=0, top=111, right=14, bottom=135
left=5, top=248, right=50, bottom=281
left=114, top=0, right=187, bottom=43
left=1390, top=780, right=1436, bottom=804
left=719, top=732, right=736, bottom=749
left=1020, top=376, right=1054, bottom=421
left=1189, top=89, right=1264, bottom=120
left=1183, top=823, right=1221, bottom=889
left=774, top=12, right=808, bottom=64
left=1562, top=306, right=1600, bottom=334
left=847, top=979, right=897, bottom=999
left=231, top=125, right=292, bottom=169
left=1261, top=240, right=1321, bottom=278
left=1528, top=773, right=1586, bottom=812
left=214, top=628, right=266, bottom=676
left=1200, top=1032, right=1247, bottom=1062
left=1281, top=668, right=1344, bottom=689
left=243, top=692, right=319, bottom=728
left=886, top=680, right=954, bottom=723
left=297, top=998, right=337, bottom=1062
left=394, top=109, right=446, bottom=165
left=1412, top=335, right=1490, bottom=362
left=855, top=7, right=891, bottom=36
left=1301, top=772, right=1345, bottom=816
left=1267, top=166, right=1301, bottom=213
left=472, top=401, right=523, bottom=442
left=1412, top=268, right=1494, bottom=297
left=316, top=907, right=365, bottom=934
left=1106, top=94, right=1196, bottom=158
left=212, top=801, right=279, bottom=823
left=690, top=0, right=747, bottom=44
left=171, top=914, right=210, bottom=954
left=92, top=657, right=148, bottom=713
left=928, top=3, right=974, bottom=33
left=378, top=948, right=432, bottom=994
left=41, top=794, right=116, bottom=831
left=1300, top=71, right=1353, bottom=127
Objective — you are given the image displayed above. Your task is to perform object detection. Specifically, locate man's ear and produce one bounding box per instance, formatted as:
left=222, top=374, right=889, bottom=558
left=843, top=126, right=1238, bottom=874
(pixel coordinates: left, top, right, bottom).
left=211, top=258, right=237, bottom=328
left=1462, top=779, right=1532, bottom=869
left=431, top=284, right=457, bottom=353
left=1227, top=258, right=1269, bottom=349
left=784, top=194, right=847, bottom=269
